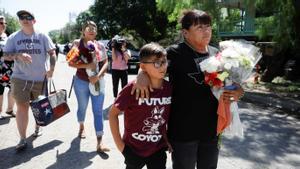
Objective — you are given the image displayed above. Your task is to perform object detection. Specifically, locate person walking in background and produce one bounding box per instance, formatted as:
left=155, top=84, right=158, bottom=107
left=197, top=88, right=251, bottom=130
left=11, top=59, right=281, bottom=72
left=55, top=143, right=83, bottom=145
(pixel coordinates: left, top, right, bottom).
left=55, top=43, right=59, bottom=60
left=109, top=43, right=172, bottom=169
left=67, top=21, right=110, bottom=153
left=111, top=35, right=131, bottom=99
left=132, top=9, right=244, bottom=169
left=0, top=15, right=15, bottom=120
left=3, top=10, right=56, bottom=151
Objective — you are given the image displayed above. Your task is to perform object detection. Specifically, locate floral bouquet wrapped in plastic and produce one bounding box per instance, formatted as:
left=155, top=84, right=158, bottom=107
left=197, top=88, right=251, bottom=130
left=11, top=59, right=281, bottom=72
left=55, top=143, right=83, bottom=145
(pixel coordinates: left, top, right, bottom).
left=200, top=40, right=262, bottom=138
left=66, top=41, right=101, bottom=96
left=85, top=41, right=101, bottom=96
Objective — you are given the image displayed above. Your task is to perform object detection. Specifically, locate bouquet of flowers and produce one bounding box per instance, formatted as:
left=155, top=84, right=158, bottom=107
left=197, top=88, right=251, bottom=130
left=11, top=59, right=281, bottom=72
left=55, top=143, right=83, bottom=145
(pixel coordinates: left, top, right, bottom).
left=86, top=41, right=101, bottom=96
left=200, top=40, right=262, bottom=137
left=66, top=41, right=101, bottom=96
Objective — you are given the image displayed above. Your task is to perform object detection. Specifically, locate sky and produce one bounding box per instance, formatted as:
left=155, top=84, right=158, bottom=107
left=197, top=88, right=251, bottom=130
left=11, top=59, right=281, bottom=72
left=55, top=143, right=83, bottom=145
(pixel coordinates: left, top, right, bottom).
left=0, top=0, right=94, bottom=34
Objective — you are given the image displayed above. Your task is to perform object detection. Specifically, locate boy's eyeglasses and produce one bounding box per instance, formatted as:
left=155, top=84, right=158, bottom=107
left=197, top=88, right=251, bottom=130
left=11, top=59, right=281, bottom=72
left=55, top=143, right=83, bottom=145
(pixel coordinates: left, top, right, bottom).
left=19, top=15, right=34, bottom=21
left=0, top=22, right=7, bottom=25
left=141, top=60, right=168, bottom=69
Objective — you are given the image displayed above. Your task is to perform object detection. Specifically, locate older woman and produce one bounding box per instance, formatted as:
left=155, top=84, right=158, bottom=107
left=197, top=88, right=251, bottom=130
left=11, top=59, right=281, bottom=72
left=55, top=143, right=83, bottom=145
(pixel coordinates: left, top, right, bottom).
left=68, top=21, right=109, bottom=153
left=133, top=9, right=244, bottom=169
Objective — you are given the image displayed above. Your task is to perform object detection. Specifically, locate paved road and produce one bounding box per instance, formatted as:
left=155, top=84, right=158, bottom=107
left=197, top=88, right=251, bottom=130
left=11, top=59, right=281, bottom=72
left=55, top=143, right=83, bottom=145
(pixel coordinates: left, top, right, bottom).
left=0, top=54, right=299, bottom=169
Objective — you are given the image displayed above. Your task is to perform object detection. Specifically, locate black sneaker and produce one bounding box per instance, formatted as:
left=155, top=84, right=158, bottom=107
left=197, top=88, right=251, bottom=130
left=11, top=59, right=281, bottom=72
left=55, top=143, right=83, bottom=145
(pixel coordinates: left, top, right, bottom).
left=15, top=139, right=27, bottom=151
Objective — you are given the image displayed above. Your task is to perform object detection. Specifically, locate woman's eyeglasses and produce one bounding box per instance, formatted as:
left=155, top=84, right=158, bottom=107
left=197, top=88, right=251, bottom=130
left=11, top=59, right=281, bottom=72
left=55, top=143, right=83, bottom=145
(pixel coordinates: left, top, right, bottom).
left=198, top=24, right=211, bottom=31
left=0, top=22, right=7, bottom=25
left=19, top=15, right=34, bottom=21
left=141, top=60, right=168, bottom=69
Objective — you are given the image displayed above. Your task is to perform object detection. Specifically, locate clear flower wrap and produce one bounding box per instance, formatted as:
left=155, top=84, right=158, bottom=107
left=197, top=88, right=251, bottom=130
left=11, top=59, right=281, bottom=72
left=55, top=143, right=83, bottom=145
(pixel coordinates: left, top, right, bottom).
left=200, top=40, right=262, bottom=138
left=66, top=41, right=102, bottom=96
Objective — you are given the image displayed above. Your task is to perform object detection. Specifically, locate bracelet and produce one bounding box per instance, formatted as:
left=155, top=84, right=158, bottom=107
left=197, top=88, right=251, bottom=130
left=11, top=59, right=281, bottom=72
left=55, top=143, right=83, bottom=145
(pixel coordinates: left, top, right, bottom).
left=239, top=90, right=245, bottom=100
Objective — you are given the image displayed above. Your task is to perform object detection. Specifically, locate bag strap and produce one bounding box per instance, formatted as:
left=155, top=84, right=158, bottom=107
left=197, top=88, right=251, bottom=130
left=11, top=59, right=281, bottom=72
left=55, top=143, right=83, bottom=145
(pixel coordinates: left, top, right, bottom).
left=68, top=75, right=75, bottom=98
left=41, top=77, right=57, bottom=96
left=41, top=76, right=48, bottom=96
left=49, top=78, right=56, bottom=93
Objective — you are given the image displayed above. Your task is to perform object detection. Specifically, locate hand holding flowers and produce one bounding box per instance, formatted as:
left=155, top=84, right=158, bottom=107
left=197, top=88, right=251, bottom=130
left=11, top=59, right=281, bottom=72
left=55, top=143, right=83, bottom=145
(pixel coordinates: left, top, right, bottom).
left=86, top=41, right=101, bottom=95
left=66, top=41, right=102, bottom=96
left=200, top=40, right=262, bottom=137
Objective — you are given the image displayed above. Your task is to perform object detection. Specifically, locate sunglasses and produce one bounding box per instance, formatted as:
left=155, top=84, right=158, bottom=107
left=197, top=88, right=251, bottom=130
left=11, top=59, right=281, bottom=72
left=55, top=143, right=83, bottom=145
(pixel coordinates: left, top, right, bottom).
left=85, top=26, right=97, bottom=32
left=19, top=15, right=34, bottom=21
left=141, top=59, right=168, bottom=69
left=0, top=22, right=6, bottom=25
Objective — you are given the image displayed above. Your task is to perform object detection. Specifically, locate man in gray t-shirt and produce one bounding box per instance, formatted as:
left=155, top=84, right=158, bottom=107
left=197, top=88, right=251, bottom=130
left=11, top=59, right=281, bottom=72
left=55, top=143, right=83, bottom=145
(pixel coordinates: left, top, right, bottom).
left=2, top=10, right=56, bottom=151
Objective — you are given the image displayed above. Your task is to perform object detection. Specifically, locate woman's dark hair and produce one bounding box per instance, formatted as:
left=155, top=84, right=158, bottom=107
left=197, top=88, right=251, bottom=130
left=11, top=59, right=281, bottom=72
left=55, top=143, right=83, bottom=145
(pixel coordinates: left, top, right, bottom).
left=179, top=9, right=212, bottom=30
left=139, top=43, right=167, bottom=62
left=82, top=20, right=97, bottom=31
left=114, top=41, right=125, bottom=54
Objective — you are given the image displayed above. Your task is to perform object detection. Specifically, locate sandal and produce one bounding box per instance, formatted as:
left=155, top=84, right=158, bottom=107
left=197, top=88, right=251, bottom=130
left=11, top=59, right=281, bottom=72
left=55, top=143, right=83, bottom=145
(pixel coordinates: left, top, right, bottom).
left=6, top=111, right=16, bottom=117
left=96, top=145, right=110, bottom=153
left=78, top=129, right=86, bottom=139
left=15, top=139, right=27, bottom=151
left=33, top=127, right=43, bottom=137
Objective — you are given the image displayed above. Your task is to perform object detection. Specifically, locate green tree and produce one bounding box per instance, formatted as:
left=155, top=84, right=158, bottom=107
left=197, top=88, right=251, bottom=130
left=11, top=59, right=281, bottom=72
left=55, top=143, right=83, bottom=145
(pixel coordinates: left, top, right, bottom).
left=255, top=0, right=300, bottom=81
left=90, top=0, right=170, bottom=43
left=157, top=0, right=221, bottom=44
left=0, top=10, right=20, bottom=35
left=49, top=29, right=61, bottom=43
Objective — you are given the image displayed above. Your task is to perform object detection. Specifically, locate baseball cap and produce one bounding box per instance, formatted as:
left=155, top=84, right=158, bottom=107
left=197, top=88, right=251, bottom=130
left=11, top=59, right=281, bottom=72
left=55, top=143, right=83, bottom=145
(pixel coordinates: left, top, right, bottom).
left=16, top=10, right=35, bottom=19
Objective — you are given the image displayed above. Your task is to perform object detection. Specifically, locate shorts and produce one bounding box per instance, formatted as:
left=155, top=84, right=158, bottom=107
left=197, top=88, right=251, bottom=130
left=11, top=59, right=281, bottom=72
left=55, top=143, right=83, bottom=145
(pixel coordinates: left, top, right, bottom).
left=122, top=145, right=167, bottom=169
left=11, top=78, right=44, bottom=103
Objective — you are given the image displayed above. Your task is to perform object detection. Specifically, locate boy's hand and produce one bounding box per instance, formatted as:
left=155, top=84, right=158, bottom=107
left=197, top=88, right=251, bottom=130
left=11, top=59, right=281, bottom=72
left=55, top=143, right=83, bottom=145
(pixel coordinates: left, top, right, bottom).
left=117, top=142, right=125, bottom=152
left=166, top=141, right=173, bottom=153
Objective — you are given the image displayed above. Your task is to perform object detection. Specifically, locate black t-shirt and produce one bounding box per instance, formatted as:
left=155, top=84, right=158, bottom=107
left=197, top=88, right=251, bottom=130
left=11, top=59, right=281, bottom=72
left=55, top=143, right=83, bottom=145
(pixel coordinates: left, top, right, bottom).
left=167, top=42, right=219, bottom=142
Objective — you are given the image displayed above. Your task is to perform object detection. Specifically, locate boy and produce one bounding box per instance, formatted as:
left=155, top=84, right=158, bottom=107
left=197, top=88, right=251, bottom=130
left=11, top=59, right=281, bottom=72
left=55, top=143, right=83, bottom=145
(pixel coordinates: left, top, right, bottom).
left=109, top=43, right=172, bottom=169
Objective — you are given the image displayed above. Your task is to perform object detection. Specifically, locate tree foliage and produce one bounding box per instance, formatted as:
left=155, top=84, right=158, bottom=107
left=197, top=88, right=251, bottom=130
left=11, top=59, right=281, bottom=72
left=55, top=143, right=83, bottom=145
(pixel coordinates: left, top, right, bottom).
left=90, top=0, right=170, bottom=43
left=156, top=0, right=221, bottom=44
left=0, top=10, right=20, bottom=35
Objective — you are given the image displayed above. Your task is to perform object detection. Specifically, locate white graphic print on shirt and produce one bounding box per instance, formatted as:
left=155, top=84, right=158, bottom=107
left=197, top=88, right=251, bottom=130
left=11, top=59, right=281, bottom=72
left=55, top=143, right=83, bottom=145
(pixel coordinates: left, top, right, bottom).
left=142, top=106, right=165, bottom=134
left=132, top=97, right=171, bottom=143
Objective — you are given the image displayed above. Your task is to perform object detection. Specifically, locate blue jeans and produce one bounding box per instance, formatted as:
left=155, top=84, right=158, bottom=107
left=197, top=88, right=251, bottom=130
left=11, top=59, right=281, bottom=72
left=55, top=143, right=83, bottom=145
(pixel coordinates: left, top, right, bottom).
left=171, top=138, right=219, bottom=169
left=73, top=76, right=105, bottom=136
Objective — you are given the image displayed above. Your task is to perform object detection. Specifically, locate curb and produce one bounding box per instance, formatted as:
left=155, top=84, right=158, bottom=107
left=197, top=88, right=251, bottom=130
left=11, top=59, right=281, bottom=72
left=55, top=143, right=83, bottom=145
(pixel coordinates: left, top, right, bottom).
left=241, top=91, right=300, bottom=114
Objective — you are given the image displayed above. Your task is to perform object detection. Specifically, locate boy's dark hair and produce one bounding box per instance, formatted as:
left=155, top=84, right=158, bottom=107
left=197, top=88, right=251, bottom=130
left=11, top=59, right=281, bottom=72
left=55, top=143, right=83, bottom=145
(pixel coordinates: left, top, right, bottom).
left=139, top=43, right=167, bottom=62
left=179, top=9, right=212, bottom=30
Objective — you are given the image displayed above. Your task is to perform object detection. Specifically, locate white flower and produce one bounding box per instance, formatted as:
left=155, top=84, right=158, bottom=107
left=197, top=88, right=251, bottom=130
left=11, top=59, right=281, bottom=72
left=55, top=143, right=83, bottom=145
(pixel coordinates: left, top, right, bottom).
left=200, top=56, right=221, bottom=73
